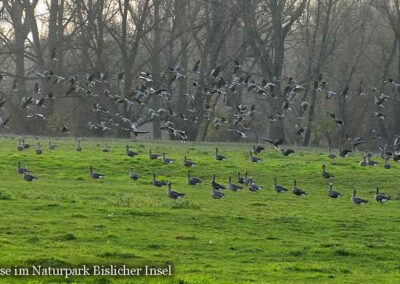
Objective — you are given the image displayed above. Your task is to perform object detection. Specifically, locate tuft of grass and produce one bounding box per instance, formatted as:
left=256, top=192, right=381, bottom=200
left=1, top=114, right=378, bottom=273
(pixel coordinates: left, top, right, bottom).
left=0, top=190, right=11, bottom=200
left=97, top=252, right=139, bottom=259
left=160, top=200, right=201, bottom=209
left=54, top=233, right=76, bottom=241
left=175, top=235, right=198, bottom=241
left=334, top=248, right=354, bottom=256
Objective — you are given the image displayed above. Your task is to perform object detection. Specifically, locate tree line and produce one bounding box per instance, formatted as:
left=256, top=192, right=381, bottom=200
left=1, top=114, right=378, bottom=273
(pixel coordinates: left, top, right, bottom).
left=0, top=0, right=399, bottom=148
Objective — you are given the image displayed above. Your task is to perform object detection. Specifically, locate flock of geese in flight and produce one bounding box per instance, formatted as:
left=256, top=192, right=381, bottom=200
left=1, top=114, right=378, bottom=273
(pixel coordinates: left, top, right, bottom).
left=13, top=136, right=396, bottom=205
left=0, top=57, right=399, bottom=143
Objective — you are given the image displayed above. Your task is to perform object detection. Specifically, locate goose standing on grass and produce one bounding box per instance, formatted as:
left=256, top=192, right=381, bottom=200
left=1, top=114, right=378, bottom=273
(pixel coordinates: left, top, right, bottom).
left=183, top=156, right=197, bottom=167
left=76, top=139, right=82, bottom=152
left=328, top=183, right=341, bottom=199
left=228, top=176, right=243, bottom=191
left=17, top=162, right=28, bottom=174
left=149, top=149, right=161, bottom=160
left=22, top=139, right=31, bottom=149
left=162, top=153, right=174, bottom=164
left=322, top=164, right=334, bottom=179
left=187, top=172, right=202, bottom=185
left=250, top=151, right=262, bottom=162
left=351, top=189, right=368, bottom=205
left=248, top=178, right=262, bottom=192
left=23, top=171, right=38, bottom=182
left=374, top=187, right=390, bottom=203
left=167, top=182, right=185, bottom=199
left=328, top=147, right=336, bottom=159
left=48, top=140, right=56, bottom=150
left=236, top=171, right=245, bottom=184
left=129, top=167, right=140, bottom=180
left=243, top=171, right=252, bottom=185
left=359, top=155, right=367, bottom=166
left=36, top=142, right=42, bottom=155
left=102, top=143, right=110, bottom=152
left=212, top=174, right=226, bottom=190
left=126, top=145, right=138, bottom=157
left=215, top=148, right=227, bottom=161
left=384, top=158, right=391, bottom=169
left=17, top=139, right=24, bottom=151
left=292, top=180, right=307, bottom=196
left=252, top=145, right=265, bottom=154
left=281, top=148, right=295, bottom=156
left=366, top=153, right=378, bottom=166
left=152, top=172, right=167, bottom=187
left=211, top=187, right=225, bottom=199
left=89, top=166, right=105, bottom=179
left=273, top=178, right=288, bottom=194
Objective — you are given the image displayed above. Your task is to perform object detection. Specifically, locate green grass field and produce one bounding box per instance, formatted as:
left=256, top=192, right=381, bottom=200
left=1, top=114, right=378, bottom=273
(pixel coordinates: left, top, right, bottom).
left=0, top=136, right=399, bottom=283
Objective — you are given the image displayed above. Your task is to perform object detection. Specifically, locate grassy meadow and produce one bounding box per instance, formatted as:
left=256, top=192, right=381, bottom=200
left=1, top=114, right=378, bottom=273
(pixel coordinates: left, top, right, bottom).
left=0, top=136, right=399, bottom=283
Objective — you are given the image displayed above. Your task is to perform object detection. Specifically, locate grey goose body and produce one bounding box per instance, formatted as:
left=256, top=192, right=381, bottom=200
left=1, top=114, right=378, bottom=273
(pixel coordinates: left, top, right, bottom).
left=167, top=182, right=185, bottom=199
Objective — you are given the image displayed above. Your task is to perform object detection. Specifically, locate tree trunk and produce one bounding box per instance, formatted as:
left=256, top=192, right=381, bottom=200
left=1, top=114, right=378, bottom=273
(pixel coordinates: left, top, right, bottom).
left=151, top=0, right=162, bottom=139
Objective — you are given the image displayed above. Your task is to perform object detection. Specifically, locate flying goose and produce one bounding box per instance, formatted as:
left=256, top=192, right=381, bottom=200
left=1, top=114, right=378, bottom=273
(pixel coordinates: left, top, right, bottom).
left=351, top=137, right=364, bottom=151
left=211, top=187, right=225, bottom=199
left=328, top=147, right=336, bottom=159
left=379, top=146, right=392, bottom=160
left=187, top=172, right=202, bottom=185
left=23, top=171, right=38, bottom=182
left=228, top=176, right=243, bottom=191
left=328, top=183, right=341, bottom=199
left=89, top=166, right=105, bottom=179
left=76, top=139, right=82, bottom=152
left=248, top=178, right=262, bottom=192
left=215, top=148, right=227, bottom=161
left=183, top=156, right=197, bottom=167
left=102, top=143, right=110, bottom=152
left=252, top=145, right=265, bottom=154
left=126, top=145, right=138, bottom=157
left=167, top=182, right=185, bottom=199
left=36, top=142, right=42, bottom=155
left=292, top=179, right=307, bottom=196
left=250, top=151, right=262, bottom=162
left=48, top=140, right=57, bottom=150
left=374, top=187, right=390, bottom=203
left=322, top=164, right=334, bottom=179
left=129, top=167, right=139, bottom=180
left=351, top=189, right=368, bottom=205
left=149, top=149, right=161, bottom=160
left=16, top=162, right=28, bottom=174
left=162, top=153, right=174, bottom=164
left=152, top=172, right=167, bottom=187
left=212, top=174, right=226, bottom=190
left=264, top=138, right=283, bottom=149
left=339, top=148, right=351, bottom=157
left=273, top=178, right=288, bottom=194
